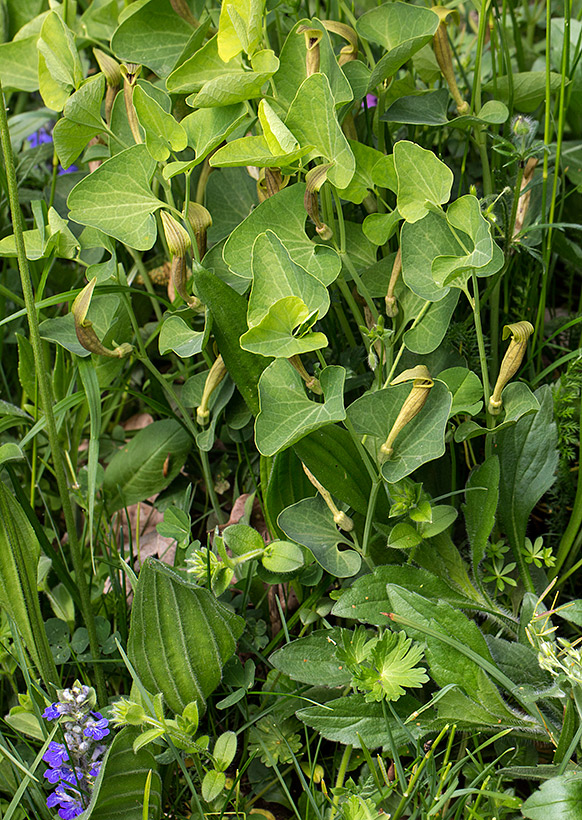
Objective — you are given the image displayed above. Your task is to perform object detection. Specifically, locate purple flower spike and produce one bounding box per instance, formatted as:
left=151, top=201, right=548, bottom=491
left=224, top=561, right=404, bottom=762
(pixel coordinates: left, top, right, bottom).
left=27, top=127, right=53, bottom=149
left=43, top=742, right=69, bottom=768
left=43, top=703, right=61, bottom=721
left=83, top=713, right=110, bottom=741
left=363, top=93, right=378, bottom=109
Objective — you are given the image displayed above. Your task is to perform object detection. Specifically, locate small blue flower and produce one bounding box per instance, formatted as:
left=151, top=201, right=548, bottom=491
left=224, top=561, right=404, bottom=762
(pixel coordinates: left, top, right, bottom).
left=83, top=713, right=110, bottom=741
left=43, top=742, right=69, bottom=768
left=43, top=703, right=61, bottom=721
left=43, top=765, right=73, bottom=784
left=27, top=127, right=53, bottom=148
left=46, top=784, right=84, bottom=819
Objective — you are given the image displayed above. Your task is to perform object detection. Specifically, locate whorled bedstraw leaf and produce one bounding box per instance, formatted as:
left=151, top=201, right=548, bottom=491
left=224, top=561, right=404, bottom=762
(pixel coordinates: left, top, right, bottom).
left=393, top=140, right=453, bottom=223
left=346, top=379, right=452, bottom=483
left=67, top=144, right=164, bottom=250
left=356, top=2, right=439, bottom=88
left=133, top=84, right=187, bottom=161
left=285, top=73, right=355, bottom=189
left=247, top=230, right=330, bottom=327
left=278, top=495, right=361, bottom=577
left=255, top=360, right=346, bottom=456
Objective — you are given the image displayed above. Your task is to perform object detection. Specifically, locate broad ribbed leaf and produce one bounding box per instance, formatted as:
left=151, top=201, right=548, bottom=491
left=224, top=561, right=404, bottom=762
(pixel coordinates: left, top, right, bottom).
left=82, top=727, right=162, bottom=819
left=103, top=419, right=192, bottom=511
left=0, top=484, right=56, bottom=686
left=128, top=559, right=244, bottom=713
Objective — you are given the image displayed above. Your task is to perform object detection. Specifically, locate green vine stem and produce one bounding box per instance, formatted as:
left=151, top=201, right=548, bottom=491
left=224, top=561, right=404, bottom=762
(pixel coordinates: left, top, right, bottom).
left=328, top=743, right=352, bottom=820
left=0, top=79, right=106, bottom=703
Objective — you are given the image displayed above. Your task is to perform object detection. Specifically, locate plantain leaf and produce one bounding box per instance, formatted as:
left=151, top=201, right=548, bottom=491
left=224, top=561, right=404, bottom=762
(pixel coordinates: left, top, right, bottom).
left=82, top=727, right=162, bottom=819
left=128, top=558, right=244, bottom=713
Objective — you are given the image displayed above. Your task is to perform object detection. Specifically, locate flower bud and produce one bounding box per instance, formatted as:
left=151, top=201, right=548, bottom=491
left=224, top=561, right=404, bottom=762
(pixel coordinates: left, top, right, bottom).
left=385, top=248, right=401, bottom=318
left=121, top=63, right=142, bottom=144
left=93, top=48, right=121, bottom=88
left=289, top=354, right=322, bottom=394
left=304, top=164, right=333, bottom=240
left=185, top=202, right=212, bottom=259
left=433, top=18, right=468, bottom=116
left=72, top=278, right=133, bottom=358
left=197, top=356, right=227, bottom=425
left=488, top=321, right=534, bottom=415
left=302, top=463, right=354, bottom=531
left=171, top=256, right=201, bottom=309
left=380, top=366, right=433, bottom=461
left=298, top=26, right=322, bottom=76
left=321, top=21, right=358, bottom=65
left=161, top=211, right=192, bottom=257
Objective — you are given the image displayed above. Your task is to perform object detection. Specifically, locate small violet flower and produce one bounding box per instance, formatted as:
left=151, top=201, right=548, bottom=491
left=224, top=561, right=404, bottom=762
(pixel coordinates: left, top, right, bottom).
left=42, top=682, right=110, bottom=817
left=27, top=125, right=78, bottom=174
left=43, top=703, right=61, bottom=721
left=83, top=712, right=110, bottom=741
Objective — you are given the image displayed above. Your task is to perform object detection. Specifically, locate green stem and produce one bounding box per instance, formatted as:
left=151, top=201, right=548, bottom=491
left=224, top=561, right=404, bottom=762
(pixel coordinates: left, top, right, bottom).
left=328, top=744, right=352, bottom=820
left=0, top=79, right=106, bottom=704
left=362, top=477, right=381, bottom=562
left=551, top=386, right=582, bottom=579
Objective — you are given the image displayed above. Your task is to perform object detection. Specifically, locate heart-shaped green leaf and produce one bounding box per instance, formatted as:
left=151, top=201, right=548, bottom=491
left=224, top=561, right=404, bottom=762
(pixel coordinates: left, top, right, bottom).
left=394, top=140, right=453, bottom=223
left=247, top=230, right=330, bottom=326
left=187, top=49, right=279, bottom=107
left=111, top=0, right=197, bottom=78
left=356, top=2, right=439, bottom=88
left=273, top=18, right=353, bottom=108
left=159, top=315, right=206, bottom=358
left=133, top=84, right=187, bottom=161
left=285, top=72, right=355, bottom=189
left=67, top=144, right=164, bottom=249
left=255, top=361, right=346, bottom=456
left=346, top=380, right=452, bottom=483
left=241, top=296, right=328, bottom=357
left=224, top=183, right=341, bottom=287
left=278, top=495, right=361, bottom=577
left=210, top=135, right=311, bottom=168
